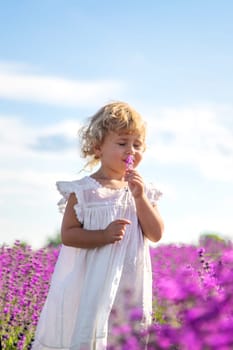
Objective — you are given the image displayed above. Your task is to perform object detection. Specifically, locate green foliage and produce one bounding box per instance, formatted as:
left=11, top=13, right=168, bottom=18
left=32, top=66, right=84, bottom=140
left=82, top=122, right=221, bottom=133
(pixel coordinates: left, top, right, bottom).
left=44, top=230, right=62, bottom=247
left=199, top=231, right=226, bottom=244
left=153, top=299, right=168, bottom=325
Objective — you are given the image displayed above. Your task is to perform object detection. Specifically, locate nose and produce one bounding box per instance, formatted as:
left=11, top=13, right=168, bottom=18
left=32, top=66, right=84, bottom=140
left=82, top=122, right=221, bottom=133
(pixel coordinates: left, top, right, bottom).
left=126, top=143, right=135, bottom=154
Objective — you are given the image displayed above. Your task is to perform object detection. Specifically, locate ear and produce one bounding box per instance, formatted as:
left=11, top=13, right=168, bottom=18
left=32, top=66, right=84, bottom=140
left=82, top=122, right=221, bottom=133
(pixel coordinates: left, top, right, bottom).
left=93, top=143, right=102, bottom=158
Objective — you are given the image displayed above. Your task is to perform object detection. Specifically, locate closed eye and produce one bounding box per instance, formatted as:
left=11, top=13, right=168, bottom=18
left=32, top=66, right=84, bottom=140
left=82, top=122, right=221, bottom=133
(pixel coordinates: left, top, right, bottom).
left=134, top=143, right=143, bottom=149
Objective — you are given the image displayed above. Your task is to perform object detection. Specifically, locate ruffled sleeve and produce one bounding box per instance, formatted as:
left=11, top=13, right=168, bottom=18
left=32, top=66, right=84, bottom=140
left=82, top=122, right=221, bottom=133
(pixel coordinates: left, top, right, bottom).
left=144, top=183, right=163, bottom=206
left=56, top=181, right=84, bottom=223
left=56, top=181, right=75, bottom=212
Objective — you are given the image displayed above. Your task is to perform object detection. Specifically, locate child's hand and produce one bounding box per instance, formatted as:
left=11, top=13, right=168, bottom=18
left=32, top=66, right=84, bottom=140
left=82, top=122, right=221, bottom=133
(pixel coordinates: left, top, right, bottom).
left=125, top=169, right=144, bottom=199
left=103, top=219, right=131, bottom=244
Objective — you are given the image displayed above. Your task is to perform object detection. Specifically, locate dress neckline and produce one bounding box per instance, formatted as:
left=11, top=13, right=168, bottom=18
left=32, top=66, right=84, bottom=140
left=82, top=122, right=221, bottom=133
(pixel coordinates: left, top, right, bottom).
left=87, top=176, right=128, bottom=192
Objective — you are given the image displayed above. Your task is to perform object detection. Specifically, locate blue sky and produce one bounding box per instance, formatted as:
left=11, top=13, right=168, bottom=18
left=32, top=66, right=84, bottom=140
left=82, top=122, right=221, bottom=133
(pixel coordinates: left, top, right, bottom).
left=0, top=1, right=233, bottom=248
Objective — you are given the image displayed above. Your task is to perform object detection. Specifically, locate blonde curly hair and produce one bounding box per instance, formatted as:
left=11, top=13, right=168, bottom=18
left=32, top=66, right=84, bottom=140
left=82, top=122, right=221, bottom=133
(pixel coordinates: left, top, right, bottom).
left=79, top=101, right=146, bottom=169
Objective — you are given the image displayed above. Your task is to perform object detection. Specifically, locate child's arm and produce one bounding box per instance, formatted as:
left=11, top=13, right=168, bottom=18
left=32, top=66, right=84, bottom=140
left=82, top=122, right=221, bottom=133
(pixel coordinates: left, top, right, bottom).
left=125, top=170, right=164, bottom=242
left=61, top=193, right=131, bottom=248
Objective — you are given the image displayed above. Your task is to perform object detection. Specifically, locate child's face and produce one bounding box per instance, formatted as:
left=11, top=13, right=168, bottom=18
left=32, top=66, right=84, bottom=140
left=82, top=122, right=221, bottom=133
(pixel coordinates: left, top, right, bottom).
left=95, top=131, right=145, bottom=174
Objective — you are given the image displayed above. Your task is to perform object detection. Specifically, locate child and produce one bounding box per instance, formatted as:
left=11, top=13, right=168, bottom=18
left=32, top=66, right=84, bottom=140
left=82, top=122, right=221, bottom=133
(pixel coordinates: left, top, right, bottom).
left=32, top=101, right=164, bottom=350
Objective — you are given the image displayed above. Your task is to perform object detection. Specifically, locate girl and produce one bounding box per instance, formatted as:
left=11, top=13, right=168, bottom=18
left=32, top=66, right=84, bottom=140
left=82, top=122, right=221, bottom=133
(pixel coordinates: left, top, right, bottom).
left=32, top=101, right=164, bottom=350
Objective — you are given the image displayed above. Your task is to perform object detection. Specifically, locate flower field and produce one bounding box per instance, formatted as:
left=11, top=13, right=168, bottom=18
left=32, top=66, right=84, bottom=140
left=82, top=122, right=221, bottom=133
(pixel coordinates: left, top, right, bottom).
left=1, top=237, right=233, bottom=349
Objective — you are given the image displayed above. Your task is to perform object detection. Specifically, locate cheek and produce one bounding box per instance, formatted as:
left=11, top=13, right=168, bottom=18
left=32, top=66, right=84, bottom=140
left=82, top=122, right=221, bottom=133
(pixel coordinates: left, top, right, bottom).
left=135, top=153, right=143, bottom=164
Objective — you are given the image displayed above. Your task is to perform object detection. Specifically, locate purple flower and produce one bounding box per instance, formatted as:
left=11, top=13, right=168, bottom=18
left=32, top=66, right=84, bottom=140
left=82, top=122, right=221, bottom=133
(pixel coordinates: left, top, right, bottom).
left=125, top=154, right=134, bottom=170
left=129, top=308, right=143, bottom=321
left=2, top=237, right=233, bottom=349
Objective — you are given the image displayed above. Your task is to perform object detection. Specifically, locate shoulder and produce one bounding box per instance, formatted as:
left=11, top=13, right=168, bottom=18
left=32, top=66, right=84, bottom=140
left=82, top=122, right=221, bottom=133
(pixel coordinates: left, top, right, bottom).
left=56, top=176, right=91, bottom=195
left=144, top=182, right=163, bottom=203
left=56, top=177, right=91, bottom=214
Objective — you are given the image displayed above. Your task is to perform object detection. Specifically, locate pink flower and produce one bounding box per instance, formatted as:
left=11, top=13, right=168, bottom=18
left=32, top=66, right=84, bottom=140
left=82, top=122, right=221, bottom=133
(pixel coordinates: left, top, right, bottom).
left=126, top=155, right=134, bottom=170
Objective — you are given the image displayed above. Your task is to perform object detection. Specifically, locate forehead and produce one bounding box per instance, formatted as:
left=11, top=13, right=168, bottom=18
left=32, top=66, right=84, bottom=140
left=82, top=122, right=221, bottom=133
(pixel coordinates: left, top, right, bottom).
left=112, top=131, right=144, bottom=140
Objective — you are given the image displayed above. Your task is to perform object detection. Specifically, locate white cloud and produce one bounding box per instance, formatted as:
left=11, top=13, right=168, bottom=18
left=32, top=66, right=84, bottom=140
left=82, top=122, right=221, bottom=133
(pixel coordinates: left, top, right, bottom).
left=145, top=105, right=233, bottom=182
left=0, top=63, right=124, bottom=107
left=0, top=116, right=81, bottom=155
left=0, top=116, right=84, bottom=207
left=0, top=116, right=79, bottom=247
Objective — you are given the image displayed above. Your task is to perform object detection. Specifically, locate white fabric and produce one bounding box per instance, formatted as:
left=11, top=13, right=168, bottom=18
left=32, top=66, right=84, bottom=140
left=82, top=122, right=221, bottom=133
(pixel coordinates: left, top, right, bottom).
left=32, top=176, right=162, bottom=350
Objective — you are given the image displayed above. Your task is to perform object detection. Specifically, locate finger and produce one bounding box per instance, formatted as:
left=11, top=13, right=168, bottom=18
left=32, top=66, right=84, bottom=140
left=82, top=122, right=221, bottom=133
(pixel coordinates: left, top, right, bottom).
left=127, top=173, right=142, bottom=182
left=128, top=177, right=144, bottom=187
left=126, top=176, right=143, bottom=188
left=114, top=233, right=123, bottom=241
left=125, top=172, right=134, bottom=180
left=115, top=219, right=131, bottom=225
left=115, top=228, right=125, bottom=236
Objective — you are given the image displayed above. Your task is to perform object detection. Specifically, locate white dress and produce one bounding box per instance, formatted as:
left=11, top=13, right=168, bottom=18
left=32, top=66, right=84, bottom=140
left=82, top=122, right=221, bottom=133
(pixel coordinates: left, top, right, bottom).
left=32, top=176, right=161, bottom=350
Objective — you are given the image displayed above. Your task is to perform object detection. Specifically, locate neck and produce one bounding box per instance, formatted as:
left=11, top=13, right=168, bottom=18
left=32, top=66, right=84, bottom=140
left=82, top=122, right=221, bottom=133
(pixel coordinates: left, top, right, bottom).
left=93, top=168, right=125, bottom=181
